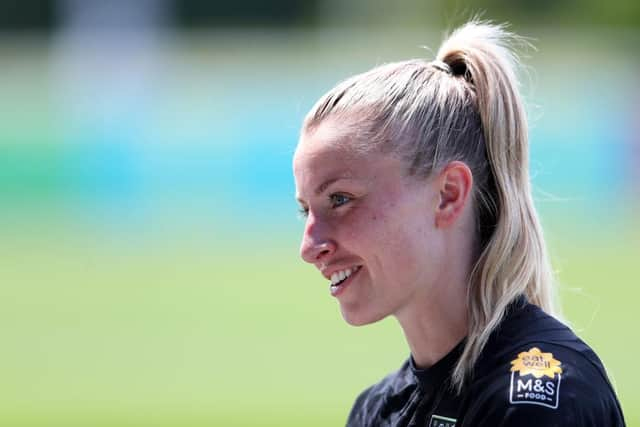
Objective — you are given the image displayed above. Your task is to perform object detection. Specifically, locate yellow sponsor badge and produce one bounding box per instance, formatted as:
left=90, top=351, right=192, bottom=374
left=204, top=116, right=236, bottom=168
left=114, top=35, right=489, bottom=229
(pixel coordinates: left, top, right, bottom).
left=509, top=347, right=562, bottom=409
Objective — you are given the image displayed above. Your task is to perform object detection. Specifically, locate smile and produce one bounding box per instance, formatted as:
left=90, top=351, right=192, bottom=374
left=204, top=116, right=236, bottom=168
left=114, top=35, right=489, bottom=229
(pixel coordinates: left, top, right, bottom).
left=329, top=266, right=362, bottom=296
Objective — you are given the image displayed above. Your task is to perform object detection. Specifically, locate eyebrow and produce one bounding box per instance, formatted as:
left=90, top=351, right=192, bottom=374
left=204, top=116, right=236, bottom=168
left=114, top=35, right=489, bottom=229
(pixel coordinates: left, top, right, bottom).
left=315, top=177, right=346, bottom=195
left=296, top=176, right=352, bottom=203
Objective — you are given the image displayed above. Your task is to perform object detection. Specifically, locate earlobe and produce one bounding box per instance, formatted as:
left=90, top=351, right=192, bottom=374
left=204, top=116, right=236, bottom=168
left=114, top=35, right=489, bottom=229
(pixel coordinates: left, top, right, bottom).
left=435, top=161, right=473, bottom=228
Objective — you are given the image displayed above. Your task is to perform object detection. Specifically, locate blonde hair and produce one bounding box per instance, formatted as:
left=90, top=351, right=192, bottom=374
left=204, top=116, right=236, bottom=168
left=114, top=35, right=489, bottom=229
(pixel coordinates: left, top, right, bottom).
left=302, top=20, right=559, bottom=391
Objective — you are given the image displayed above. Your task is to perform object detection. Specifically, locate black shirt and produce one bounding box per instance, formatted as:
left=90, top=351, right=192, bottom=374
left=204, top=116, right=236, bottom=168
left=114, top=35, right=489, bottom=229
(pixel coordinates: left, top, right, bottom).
left=346, top=299, right=626, bottom=426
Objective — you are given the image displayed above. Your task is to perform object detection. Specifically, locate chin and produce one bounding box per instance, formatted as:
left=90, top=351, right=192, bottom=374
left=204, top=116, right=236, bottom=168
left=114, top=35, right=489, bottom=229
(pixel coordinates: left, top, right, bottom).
left=340, top=305, right=388, bottom=326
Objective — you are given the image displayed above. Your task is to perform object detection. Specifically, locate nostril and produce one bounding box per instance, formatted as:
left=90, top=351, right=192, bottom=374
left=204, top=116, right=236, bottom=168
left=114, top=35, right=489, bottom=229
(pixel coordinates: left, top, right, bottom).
left=315, top=241, right=336, bottom=260
left=300, top=239, right=336, bottom=264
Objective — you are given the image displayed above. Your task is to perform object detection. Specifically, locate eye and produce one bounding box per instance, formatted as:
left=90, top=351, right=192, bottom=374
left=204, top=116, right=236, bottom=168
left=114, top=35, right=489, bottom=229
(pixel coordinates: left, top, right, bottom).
left=297, top=205, right=309, bottom=219
left=329, top=193, right=351, bottom=209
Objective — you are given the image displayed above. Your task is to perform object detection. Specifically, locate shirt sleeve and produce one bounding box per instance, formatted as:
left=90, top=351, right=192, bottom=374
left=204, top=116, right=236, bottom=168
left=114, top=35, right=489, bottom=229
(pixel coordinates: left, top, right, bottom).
left=461, top=344, right=626, bottom=427
left=346, top=386, right=372, bottom=427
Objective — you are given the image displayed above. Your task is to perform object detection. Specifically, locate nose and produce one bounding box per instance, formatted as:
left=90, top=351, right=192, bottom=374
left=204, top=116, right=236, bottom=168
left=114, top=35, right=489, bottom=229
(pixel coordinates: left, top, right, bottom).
left=299, top=214, right=336, bottom=264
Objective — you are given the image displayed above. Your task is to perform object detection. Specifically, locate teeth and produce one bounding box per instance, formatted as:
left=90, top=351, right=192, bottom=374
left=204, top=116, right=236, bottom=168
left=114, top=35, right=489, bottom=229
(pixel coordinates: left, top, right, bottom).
left=330, top=267, right=358, bottom=286
left=331, top=272, right=339, bottom=284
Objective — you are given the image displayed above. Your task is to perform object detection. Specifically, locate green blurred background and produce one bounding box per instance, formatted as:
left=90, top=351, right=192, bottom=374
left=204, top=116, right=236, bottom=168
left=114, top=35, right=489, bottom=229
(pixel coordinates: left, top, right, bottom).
left=0, top=1, right=638, bottom=426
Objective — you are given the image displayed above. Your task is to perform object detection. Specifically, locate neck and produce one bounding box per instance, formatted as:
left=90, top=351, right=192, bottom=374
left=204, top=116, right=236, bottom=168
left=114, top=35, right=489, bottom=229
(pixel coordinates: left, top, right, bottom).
left=396, top=292, right=468, bottom=369
left=395, top=245, right=471, bottom=369
left=396, top=204, right=476, bottom=369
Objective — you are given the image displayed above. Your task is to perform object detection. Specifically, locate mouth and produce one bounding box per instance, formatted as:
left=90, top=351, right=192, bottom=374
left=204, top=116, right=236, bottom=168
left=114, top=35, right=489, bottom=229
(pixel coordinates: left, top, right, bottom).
left=329, top=266, right=362, bottom=296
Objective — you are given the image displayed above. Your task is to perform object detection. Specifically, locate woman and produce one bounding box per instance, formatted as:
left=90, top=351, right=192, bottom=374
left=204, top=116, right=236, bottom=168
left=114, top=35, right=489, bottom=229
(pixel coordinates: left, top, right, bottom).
left=292, top=20, right=625, bottom=426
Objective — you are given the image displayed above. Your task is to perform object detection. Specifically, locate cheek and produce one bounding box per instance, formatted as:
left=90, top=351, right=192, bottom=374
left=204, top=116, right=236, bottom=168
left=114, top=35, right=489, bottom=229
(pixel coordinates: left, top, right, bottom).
left=335, top=196, right=434, bottom=278
left=387, top=228, right=429, bottom=279
left=333, top=204, right=389, bottom=253
left=374, top=204, right=436, bottom=282
left=349, top=203, right=423, bottom=271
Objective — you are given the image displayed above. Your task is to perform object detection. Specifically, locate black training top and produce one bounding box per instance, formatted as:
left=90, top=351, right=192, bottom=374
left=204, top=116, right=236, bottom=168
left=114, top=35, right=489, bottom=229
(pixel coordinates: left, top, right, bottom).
left=346, top=298, right=625, bottom=427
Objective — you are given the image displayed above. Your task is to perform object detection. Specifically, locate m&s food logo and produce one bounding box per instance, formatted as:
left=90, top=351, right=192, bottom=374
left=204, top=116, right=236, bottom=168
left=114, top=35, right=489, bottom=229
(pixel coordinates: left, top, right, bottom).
left=509, top=347, right=563, bottom=409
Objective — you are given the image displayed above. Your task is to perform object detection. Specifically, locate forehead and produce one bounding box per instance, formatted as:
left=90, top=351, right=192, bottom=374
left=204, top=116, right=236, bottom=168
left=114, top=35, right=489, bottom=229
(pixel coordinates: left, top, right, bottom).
left=294, top=121, right=372, bottom=180
left=293, top=122, right=404, bottom=194
left=294, top=123, right=359, bottom=167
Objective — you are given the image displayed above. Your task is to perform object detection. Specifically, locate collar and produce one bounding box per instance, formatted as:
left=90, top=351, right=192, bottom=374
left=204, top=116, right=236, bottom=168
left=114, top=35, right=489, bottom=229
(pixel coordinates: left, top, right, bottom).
left=407, top=295, right=530, bottom=394
left=409, top=339, right=465, bottom=395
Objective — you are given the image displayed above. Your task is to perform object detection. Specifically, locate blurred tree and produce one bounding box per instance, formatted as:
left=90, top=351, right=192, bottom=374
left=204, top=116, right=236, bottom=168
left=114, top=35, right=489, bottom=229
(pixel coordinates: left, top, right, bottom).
left=0, top=0, right=54, bottom=32
left=0, top=0, right=637, bottom=33
left=175, top=0, right=317, bottom=28
left=315, top=0, right=640, bottom=29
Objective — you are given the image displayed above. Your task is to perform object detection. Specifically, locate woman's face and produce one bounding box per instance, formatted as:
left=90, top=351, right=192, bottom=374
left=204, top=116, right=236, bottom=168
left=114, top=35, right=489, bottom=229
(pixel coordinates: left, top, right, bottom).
left=293, top=122, right=448, bottom=326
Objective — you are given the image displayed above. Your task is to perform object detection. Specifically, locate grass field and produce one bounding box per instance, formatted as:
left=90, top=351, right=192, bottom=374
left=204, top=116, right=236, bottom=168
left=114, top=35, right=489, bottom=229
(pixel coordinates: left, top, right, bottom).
left=0, top=212, right=637, bottom=426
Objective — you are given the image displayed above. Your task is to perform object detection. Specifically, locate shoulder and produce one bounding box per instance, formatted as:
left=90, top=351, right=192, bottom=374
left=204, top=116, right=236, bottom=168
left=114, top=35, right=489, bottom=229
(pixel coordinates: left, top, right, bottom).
left=347, top=359, right=417, bottom=427
left=460, top=306, right=625, bottom=426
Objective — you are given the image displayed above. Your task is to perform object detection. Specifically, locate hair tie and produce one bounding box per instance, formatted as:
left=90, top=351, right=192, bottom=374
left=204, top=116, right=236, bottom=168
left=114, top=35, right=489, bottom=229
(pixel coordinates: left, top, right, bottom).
left=431, top=60, right=452, bottom=74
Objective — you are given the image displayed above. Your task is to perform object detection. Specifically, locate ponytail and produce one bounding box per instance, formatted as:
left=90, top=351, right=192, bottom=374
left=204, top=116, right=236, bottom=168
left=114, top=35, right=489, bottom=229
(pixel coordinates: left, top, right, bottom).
left=436, top=21, right=558, bottom=390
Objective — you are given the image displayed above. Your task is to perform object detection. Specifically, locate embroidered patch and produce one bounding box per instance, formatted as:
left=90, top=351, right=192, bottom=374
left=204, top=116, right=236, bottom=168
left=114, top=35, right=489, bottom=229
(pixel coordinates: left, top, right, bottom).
left=509, top=347, right=562, bottom=409
left=429, top=414, right=456, bottom=427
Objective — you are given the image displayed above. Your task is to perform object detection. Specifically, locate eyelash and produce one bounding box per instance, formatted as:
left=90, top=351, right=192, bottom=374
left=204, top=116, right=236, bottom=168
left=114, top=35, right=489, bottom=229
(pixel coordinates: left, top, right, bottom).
left=298, top=193, right=352, bottom=219
left=298, top=206, right=309, bottom=219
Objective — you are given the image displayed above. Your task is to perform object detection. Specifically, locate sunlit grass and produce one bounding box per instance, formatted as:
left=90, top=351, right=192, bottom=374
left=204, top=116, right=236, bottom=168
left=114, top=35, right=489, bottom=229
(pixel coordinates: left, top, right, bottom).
left=0, top=215, right=637, bottom=426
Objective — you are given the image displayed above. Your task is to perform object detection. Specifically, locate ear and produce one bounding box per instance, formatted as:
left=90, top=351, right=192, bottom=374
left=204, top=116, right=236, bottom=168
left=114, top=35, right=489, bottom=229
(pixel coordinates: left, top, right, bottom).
left=434, top=161, right=473, bottom=228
